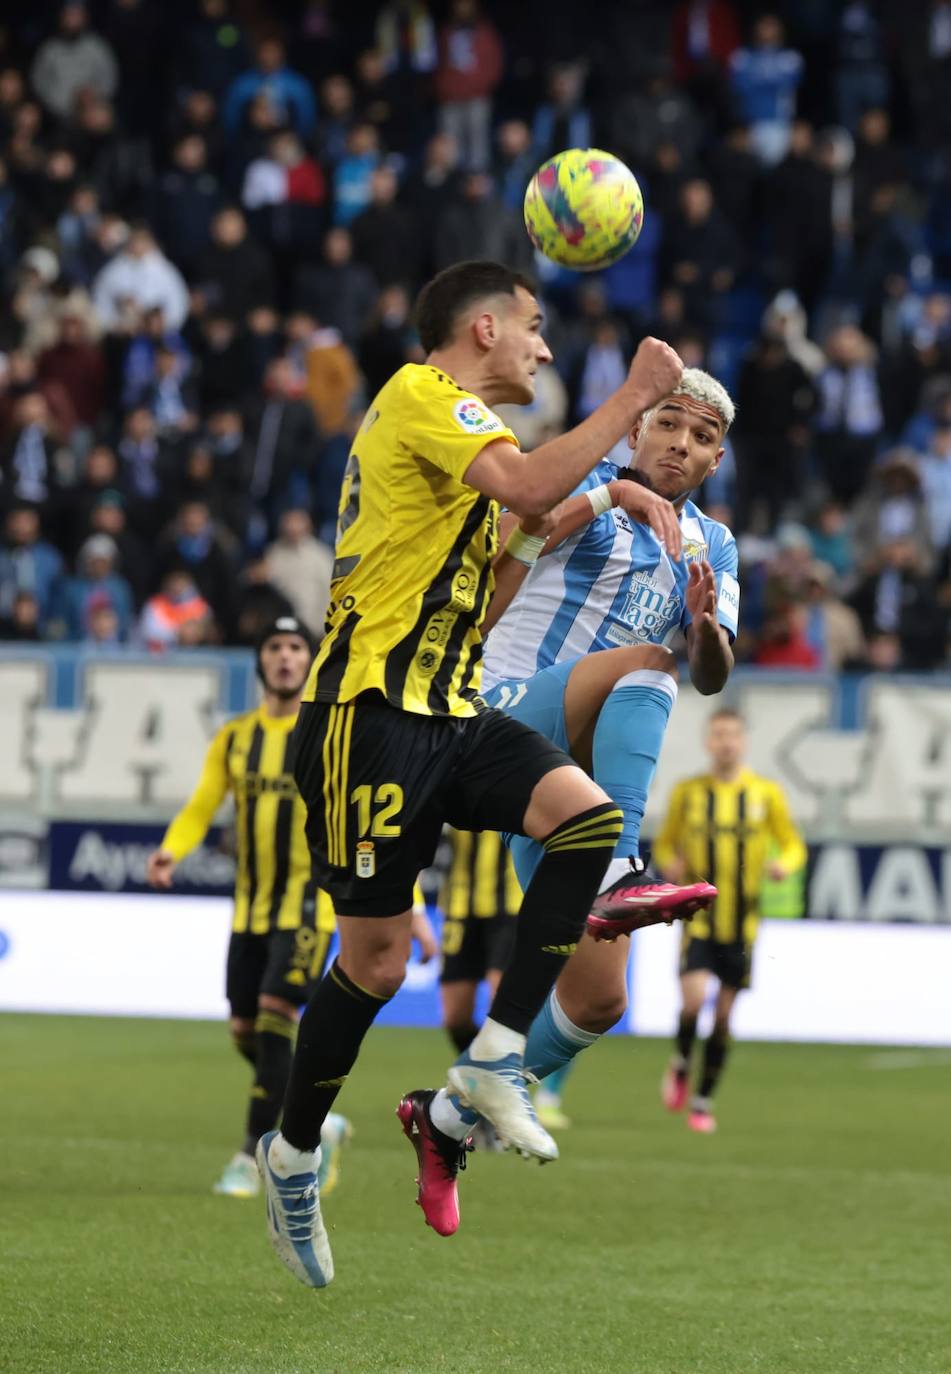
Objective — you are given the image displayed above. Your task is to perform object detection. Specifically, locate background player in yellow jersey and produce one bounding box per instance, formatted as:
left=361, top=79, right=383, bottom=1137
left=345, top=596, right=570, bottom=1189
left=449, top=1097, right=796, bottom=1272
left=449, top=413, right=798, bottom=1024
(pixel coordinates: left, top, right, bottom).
left=653, top=708, right=807, bottom=1133
left=259, top=260, right=690, bottom=1287
left=146, top=617, right=350, bottom=1199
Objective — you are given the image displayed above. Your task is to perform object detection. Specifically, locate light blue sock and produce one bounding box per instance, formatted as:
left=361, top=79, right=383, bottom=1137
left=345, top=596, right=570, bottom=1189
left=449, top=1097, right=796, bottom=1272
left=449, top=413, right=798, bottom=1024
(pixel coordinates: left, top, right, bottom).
left=592, top=669, right=677, bottom=863
left=524, top=990, right=599, bottom=1080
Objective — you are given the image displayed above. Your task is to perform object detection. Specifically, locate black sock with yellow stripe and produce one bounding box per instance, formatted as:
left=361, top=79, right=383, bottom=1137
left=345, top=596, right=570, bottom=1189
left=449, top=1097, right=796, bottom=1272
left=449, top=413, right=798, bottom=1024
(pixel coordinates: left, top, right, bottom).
left=280, top=959, right=391, bottom=1152
left=488, top=802, right=623, bottom=1035
left=241, top=1009, right=296, bottom=1156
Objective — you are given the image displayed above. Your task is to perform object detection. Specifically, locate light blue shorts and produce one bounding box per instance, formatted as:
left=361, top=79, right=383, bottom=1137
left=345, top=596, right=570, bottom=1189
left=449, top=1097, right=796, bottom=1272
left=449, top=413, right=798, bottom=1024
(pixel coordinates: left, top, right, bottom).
left=481, top=657, right=581, bottom=888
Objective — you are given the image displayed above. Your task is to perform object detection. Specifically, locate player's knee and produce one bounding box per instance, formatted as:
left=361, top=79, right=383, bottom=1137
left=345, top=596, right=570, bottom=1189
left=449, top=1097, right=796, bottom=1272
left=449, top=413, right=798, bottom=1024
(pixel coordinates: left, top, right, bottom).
left=579, top=984, right=628, bottom=1033
left=712, top=1015, right=731, bottom=1040
left=229, top=1018, right=256, bottom=1061
left=624, top=643, right=678, bottom=681
left=348, top=948, right=407, bottom=999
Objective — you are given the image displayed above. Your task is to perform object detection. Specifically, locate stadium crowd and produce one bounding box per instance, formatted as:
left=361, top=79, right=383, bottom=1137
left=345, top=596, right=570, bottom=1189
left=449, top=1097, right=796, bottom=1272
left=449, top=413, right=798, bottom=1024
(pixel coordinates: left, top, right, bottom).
left=0, top=0, right=949, bottom=671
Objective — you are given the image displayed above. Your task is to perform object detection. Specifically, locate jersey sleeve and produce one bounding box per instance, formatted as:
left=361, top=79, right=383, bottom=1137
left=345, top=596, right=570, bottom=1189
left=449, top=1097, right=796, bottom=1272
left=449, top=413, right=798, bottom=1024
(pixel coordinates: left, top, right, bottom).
left=710, top=525, right=740, bottom=640
left=765, top=782, right=807, bottom=875
left=651, top=782, right=688, bottom=875
left=399, top=368, right=519, bottom=484
left=161, top=724, right=231, bottom=861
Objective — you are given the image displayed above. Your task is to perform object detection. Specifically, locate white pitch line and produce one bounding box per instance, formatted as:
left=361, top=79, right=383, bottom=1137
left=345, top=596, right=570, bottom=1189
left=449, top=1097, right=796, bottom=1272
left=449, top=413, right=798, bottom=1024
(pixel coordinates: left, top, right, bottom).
left=864, top=1050, right=951, bottom=1070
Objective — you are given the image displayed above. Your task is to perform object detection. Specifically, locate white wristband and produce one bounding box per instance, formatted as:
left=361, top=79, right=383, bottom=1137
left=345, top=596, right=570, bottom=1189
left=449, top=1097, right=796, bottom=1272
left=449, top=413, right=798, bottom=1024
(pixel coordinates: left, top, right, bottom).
left=586, top=484, right=613, bottom=517
left=505, top=526, right=547, bottom=566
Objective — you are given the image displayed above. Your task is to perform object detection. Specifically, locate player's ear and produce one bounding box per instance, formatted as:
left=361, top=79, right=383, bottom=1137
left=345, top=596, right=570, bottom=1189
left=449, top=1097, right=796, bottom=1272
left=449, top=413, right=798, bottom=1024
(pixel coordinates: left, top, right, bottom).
left=627, top=420, right=641, bottom=450
left=707, top=446, right=724, bottom=476
left=472, top=310, right=497, bottom=351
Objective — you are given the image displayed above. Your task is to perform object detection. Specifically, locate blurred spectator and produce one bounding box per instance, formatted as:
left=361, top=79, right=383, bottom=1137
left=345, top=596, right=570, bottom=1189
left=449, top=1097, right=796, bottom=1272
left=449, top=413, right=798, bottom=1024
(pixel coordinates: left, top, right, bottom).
left=733, top=331, right=814, bottom=531
left=1, top=392, right=72, bottom=514
left=30, top=2, right=118, bottom=122
left=569, top=318, right=632, bottom=464
left=222, top=37, right=316, bottom=139
left=116, top=406, right=175, bottom=535
left=287, top=314, right=361, bottom=441
left=56, top=533, right=134, bottom=642
left=802, top=560, right=867, bottom=671
left=317, top=74, right=356, bottom=166
left=754, top=601, right=822, bottom=668
left=36, top=300, right=107, bottom=440
left=138, top=565, right=213, bottom=651
left=531, top=63, right=591, bottom=164
left=808, top=500, right=854, bottom=581
left=0, top=504, right=63, bottom=628
left=332, top=123, right=381, bottom=227
left=56, top=184, right=105, bottom=287
left=71, top=444, right=123, bottom=543
left=813, top=326, right=883, bottom=504
left=194, top=207, right=275, bottom=323
left=848, top=537, right=947, bottom=671
left=119, top=304, right=187, bottom=413
left=405, top=132, right=461, bottom=272
left=231, top=556, right=295, bottom=646
left=851, top=109, right=907, bottom=239
left=661, top=178, right=738, bottom=330
left=434, top=170, right=532, bottom=275
left=881, top=293, right=951, bottom=436
left=82, top=490, right=151, bottom=608
left=706, top=124, right=759, bottom=236
left=434, top=0, right=503, bottom=171
left=728, top=13, right=803, bottom=165
left=0, top=588, right=41, bottom=640
left=157, top=499, right=236, bottom=631
left=672, top=0, right=740, bottom=87
left=241, top=131, right=326, bottom=258
left=902, top=383, right=951, bottom=454
left=493, top=120, right=533, bottom=214
left=175, top=0, right=250, bottom=101
left=351, top=165, right=419, bottom=289
left=496, top=364, right=569, bottom=450
left=835, top=2, right=890, bottom=133
left=265, top=508, right=333, bottom=633
left=244, top=357, right=322, bottom=544
left=761, top=291, right=825, bottom=376
left=766, top=121, right=833, bottom=312
left=375, top=1, right=437, bottom=78
left=293, top=228, right=376, bottom=348
left=610, top=74, right=702, bottom=176
left=167, top=89, right=225, bottom=174
left=92, top=224, right=189, bottom=333
left=918, top=418, right=951, bottom=552
left=850, top=450, right=934, bottom=575
left=84, top=599, right=121, bottom=647
left=193, top=313, right=251, bottom=411
left=143, top=342, right=200, bottom=439
left=358, top=284, right=423, bottom=398
left=148, top=135, right=222, bottom=279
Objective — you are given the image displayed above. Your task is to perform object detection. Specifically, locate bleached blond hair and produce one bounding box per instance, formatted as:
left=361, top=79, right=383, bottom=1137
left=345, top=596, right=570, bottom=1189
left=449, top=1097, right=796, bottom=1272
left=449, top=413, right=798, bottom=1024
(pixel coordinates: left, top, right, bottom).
left=647, top=366, right=735, bottom=434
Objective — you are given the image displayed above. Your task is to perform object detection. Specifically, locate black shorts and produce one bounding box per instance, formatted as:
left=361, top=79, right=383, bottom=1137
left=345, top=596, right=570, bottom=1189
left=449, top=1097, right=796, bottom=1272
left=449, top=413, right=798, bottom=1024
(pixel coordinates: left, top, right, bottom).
left=680, top=934, right=753, bottom=991
left=294, top=694, right=570, bottom=918
left=226, top=924, right=333, bottom=1019
left=440, top=911, right=517, bottom=984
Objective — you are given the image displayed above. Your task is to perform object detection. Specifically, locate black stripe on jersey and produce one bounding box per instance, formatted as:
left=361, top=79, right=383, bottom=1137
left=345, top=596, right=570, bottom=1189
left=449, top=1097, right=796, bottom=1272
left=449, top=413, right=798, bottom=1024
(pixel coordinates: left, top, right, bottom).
left=735, top=788, right=747, bottom=942
left=385, top=495, right=490, bottom=706
left=706, top=785, right=717, bottom=923
left=429, top=525, right=496, bottom=712
left=494, top=834, right=507, bottom=917
left=268, top=732, right=294, bottom=926
left=314, top=609, right=360, bottom=698
left=244, top=723, right=265, bottom=911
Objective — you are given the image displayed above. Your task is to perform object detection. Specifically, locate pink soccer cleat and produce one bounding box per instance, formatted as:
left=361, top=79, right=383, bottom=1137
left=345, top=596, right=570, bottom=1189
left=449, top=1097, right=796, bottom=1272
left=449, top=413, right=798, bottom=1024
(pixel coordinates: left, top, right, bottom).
left=587, top=858, right=716, bottom=941
left=661, top=1064, right=690, bottom=1113
left=687, top=1108, right=717, bottom=1134
left=397, top=1090, right=472, bottom=1237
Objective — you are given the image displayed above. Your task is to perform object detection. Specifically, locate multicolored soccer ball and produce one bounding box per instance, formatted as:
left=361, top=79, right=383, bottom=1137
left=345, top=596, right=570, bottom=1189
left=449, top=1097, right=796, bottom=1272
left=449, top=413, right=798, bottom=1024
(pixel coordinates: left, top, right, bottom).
left=523, top=148, right=644, bottom=272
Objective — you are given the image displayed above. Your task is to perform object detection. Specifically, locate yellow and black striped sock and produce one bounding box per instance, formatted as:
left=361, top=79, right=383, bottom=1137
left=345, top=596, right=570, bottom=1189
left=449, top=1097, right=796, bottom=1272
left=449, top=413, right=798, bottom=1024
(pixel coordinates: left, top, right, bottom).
left=281, top=959, right=392, bottom=1152
left=489, top=802, right=623, bottom=1035
left=242, top=1009, right=296, bottom=1155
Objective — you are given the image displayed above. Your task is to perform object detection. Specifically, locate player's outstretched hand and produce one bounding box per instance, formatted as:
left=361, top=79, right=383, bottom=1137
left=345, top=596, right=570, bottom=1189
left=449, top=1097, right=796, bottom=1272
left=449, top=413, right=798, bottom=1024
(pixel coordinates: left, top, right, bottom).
left=146, top=848, right=176, bottom=890
left=611, top=480, right=682, bottom=560
left=627, top=336, right=684, bottom=412
left=686, top=559, right=718, bottom=631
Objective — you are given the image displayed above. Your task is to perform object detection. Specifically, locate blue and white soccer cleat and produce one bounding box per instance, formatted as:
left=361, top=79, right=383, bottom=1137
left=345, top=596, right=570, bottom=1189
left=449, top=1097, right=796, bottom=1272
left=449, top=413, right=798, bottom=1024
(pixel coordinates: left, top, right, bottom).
left=256, top=1131, right=334, bottom=1288
left=447, top=1051, right=558, bottom=1162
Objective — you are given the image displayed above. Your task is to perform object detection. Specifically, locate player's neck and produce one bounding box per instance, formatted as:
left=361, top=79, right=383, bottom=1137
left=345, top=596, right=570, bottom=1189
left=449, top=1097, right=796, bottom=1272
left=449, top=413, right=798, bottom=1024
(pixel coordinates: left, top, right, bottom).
left=262, top=692, right=301, bottom=720
left=425, top=348, right=501, bottom=405
left=712, top=762, right=744, bottom=783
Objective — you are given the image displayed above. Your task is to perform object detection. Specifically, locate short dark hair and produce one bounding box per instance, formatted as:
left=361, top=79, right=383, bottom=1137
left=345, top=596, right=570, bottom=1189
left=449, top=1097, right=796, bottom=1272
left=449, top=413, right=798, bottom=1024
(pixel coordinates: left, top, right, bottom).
left=708, top=707, right=745, bottom=727
left=415, top=260, right=536, bottom=353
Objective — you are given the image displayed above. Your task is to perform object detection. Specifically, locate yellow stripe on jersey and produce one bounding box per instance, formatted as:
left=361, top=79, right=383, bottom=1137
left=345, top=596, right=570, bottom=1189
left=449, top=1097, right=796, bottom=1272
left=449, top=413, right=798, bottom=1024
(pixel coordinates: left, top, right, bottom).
left=652, top=769, right=806, bottom=945
left=161, top=705, right=338, bottom=938
left=302, top=364, right=519, bottom=718
left=441, top=828, right=521, bottom=920
left=322, top=703, right=354, bottom=867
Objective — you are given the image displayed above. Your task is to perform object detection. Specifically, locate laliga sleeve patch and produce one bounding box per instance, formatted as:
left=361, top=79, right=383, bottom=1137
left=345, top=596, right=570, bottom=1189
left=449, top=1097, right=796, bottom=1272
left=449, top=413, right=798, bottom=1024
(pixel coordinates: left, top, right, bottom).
left=452, top=397, right=506, bottom=436
left=717, top=571, right=740, bottom=632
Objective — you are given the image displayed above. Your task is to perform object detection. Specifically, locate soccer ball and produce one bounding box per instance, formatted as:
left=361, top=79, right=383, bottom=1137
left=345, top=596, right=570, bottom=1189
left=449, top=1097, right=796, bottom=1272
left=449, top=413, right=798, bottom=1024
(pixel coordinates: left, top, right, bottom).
left=523, top=148, right=644, bottom=272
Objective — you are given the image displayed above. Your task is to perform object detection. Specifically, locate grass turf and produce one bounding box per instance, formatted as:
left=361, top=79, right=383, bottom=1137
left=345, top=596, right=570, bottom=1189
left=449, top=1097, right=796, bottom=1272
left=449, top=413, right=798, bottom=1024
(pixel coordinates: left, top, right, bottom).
left=3, top=1015, right=950, bottom=1374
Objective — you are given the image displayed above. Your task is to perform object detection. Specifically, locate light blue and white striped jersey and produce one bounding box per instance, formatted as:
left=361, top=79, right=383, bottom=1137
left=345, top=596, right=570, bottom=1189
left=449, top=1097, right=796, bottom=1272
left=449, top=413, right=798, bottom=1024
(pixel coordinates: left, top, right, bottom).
left=483, top=460, right=740, bottom=688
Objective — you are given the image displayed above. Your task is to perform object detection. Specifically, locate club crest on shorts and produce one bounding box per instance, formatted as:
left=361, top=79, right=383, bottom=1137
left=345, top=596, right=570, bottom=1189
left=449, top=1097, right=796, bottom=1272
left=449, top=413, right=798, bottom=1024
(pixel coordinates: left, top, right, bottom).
left=355, top=840, right=376, bottom=878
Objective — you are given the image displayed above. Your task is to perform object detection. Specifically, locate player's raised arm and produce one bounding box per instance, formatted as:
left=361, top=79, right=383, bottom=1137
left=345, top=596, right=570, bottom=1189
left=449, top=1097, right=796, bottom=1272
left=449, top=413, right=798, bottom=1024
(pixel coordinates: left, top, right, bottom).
left=146, top=725, right=231, bottom=888
left=465, top=337, right=684, bottom=517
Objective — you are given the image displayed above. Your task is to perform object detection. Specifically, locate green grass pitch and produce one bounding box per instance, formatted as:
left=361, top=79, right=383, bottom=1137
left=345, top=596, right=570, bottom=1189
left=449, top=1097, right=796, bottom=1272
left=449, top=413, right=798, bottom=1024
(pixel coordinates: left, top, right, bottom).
left=4, top=1014, right=951, bottom=1374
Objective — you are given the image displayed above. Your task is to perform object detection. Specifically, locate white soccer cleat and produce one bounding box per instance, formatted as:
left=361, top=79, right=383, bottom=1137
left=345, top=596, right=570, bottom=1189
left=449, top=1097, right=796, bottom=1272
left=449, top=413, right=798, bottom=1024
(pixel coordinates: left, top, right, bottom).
left=257, top=1131, right=334, bottom=1288
left=447, top=1051, right=559, bottom=1162
left=212, top=1151, right=260, bottom=1198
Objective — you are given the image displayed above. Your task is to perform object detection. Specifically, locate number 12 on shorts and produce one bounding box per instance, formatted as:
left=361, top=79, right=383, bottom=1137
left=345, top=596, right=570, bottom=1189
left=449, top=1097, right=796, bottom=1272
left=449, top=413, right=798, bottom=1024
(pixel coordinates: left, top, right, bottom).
left=350, top=783, right=404, bottom=839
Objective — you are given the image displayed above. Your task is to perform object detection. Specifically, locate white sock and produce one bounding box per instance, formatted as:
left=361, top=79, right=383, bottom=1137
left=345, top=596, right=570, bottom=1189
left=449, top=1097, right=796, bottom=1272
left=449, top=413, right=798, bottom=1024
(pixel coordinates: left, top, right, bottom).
left=268, top=1131, right=319, bottom=1179
left=468, top=1016, right=526, bottom=1062
left=549, top=989, right=601, bottom=1048
left=598, top=855, right=634, bottom=895
left=429, top=1088, right=474, bottom=1140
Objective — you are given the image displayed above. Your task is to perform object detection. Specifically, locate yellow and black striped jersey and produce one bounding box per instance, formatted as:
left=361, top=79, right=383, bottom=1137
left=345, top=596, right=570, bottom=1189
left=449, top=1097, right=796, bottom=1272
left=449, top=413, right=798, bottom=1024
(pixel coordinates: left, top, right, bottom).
left=302, top=363, right=519, bottom=718
left=652, top=768, right=806, bottom=945
left=161, top=705, right=335, bottom=937
left=440, top=828, right=521, bottom=920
